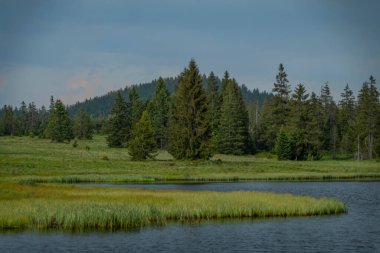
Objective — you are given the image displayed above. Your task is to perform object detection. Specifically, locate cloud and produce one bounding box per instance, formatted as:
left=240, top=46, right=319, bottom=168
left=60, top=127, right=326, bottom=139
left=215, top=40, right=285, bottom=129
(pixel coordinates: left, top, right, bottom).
left=64, top=72, right=106, bottom=104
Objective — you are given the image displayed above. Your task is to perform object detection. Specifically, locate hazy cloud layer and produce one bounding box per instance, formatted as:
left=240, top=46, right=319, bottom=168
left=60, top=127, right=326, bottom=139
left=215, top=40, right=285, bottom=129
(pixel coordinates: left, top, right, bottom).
left=0, top=0, right=379, bottom=106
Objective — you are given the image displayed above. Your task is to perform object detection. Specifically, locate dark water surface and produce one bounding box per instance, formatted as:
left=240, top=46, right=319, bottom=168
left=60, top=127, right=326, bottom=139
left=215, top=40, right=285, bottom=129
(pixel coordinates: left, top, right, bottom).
left=1, top=182, right=379, bottom=253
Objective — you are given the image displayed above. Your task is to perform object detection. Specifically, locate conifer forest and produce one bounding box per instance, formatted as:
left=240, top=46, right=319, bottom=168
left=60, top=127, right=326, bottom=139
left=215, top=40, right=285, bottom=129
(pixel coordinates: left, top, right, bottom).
left=0, top=59, right=379, bottom=161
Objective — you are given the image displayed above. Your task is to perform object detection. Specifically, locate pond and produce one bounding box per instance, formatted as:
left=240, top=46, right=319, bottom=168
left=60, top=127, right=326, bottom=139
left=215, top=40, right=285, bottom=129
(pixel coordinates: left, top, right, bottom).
left=1, top=182, right=379, bottom=252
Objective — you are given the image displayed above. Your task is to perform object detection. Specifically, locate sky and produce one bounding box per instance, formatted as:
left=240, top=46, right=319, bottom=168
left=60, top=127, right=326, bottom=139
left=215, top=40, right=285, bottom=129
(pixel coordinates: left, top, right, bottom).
left=0, top=0, right=379, bottom=107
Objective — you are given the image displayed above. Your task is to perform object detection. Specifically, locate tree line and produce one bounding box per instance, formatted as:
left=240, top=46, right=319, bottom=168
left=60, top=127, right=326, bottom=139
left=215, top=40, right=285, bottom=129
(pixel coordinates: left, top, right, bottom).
left=1, top=59, right=379, bottom=160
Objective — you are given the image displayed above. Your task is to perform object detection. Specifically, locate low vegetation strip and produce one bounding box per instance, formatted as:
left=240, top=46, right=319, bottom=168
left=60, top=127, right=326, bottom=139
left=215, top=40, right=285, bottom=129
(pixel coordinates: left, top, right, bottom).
left=0, top=136, right=379, bottom=183
left=0, top=183, right=346, bottom=231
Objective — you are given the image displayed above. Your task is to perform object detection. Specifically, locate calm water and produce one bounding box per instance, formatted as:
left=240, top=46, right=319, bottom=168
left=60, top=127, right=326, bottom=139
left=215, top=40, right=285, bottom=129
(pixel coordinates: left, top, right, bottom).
left=1, top=182, right=379, bottom=253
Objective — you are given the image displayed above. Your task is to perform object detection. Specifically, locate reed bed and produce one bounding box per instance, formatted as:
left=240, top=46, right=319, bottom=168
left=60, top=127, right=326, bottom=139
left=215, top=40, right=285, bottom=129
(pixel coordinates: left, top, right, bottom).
left=0, top=183, right=346, bottom=231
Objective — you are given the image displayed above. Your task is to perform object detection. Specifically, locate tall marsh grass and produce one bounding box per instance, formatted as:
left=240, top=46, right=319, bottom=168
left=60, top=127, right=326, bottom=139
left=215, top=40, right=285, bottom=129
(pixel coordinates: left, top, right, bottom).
left=0, top=183, right=346, bottom=231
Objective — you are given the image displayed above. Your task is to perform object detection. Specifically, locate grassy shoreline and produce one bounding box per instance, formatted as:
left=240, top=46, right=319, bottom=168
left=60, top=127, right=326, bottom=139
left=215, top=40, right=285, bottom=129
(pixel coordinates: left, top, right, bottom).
left=0, top=183, right=346, bottom=231
left=0, top=136, right=358, bottom=231
left=0, top=135, right=379, bottom=183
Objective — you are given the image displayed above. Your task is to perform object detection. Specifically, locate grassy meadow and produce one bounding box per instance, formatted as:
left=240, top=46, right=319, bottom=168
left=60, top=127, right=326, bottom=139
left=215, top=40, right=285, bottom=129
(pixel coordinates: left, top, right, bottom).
left=0, top=183, right=346, bottom=231
left=0, top=135, right=379, bottom=183
left=1, top=135, right=375, bottom=231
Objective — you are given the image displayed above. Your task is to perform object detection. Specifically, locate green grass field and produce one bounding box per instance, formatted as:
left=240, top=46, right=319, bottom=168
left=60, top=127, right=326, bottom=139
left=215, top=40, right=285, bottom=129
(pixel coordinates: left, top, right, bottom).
left=0, top=135, right=379, bottom=183
left=0, top=183, right=346, bottom=231
left=0, top=135, right=361, bottom=231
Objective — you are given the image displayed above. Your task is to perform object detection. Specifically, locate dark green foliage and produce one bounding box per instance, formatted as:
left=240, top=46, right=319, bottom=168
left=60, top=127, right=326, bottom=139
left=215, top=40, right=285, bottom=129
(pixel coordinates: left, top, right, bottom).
left=168, top=59, right=211, bottom=160
left=338, top=84, right=356, bottom=155
left=73, top=107, right=94, bottom=140
left=127, top=86, right=144, bottom=133
left=107, top=91, right=129, bottom=147
left=263, top=64, right=291, bottom=151
left=0, top=105, right=15, bottom=136
left=128, top=111, right=158, bottom=160
left=217, top=78, right=251, bottom=155
left=356, top=76, right=379, bottom=159
left=271, top=63, right=291, bottom=126
left=288, top=85, right=321, bottom=160
left=147, top=77, right=170, bottom=149
left=320, top=83, right=338, bottom=158
left=46, top=100, right=73, bottom=142
left=207, top=72, right=221, bottom=152
left=275, top=128, right=292, bottom=160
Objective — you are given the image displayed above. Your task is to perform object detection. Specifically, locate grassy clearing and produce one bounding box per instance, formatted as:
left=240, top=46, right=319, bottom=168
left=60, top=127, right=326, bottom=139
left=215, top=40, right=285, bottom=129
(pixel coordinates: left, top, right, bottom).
left=0, top=135, right=379, bottom=183
left=0, top=183, right=346, bottom=231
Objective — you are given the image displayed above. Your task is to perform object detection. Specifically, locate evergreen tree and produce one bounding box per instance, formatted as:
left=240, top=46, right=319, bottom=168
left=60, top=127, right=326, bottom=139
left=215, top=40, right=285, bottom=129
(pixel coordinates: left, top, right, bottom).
left=320, top=83, right=338, bottom=158
left=27, top=102, right=38, bottom=135
left=288, top=84, right=321, bottom=160
left=128, top=111, right=158, bottom=160
left=356, top=76, right=379, bottom=159
left=107, top=91, right=129, bottom=147
left=127, top=86, right=144, bottom=136
left=272, top=63, right=291, bottom=126
left=148, top=77, right=171, bottom=149
left=46, top=100, right=73, bottom=142
left=338, top=84, right=356, bottom=155
left=256, top=98, right=273, bottom=150
left=0, top=105, right=15, bottom=135
left=275, top=128, right=292, bottom=160
left=263, top=63, right=291, bottom=151
left=288, top=84, right=309, bottom=160
left=168, top=59, right=211, bottom=159
left=37, top=105, right=49, bottom=138
left=19, top=101, right=28, bottom=135
left=73, top=107, right=94, bottom=139
left=305, top=92, right=322, bottom=160
left=207, top=71, right=221, bottom=152
left=217, top=78, right=251, bottom=155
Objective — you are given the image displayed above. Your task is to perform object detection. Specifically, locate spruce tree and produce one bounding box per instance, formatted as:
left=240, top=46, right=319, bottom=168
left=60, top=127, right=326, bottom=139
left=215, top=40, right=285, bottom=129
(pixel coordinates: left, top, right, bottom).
left=264, top=63, right=291, bottom=151
left=289, top=84, right=309, bottom=160
left=320, top=83, right=338, bottom=158
left=207, top=71, right=220, bottom=152
left=107, top=91, right=129, bottom=147
left=217, top=78, right=251, bottom=155
left=168, top=59, right=211, bottom=159
left=128, top=111, right=158, bottom=160
left=272, top=63, right=291, bottom=125
left=148, top=77, right=170, bottom=149
left=338, top=84, right=356, bottom=155
left=46, top=99, right=73, bottom=142
left=275, top=128, right=292, bottom=160
left=357, top=76, right=379, bottom=159
left=73, top=107, right=94, bottom=140
left=127, top=86, right=144, bottom=136
left=288, top=84, right=321, bottom=160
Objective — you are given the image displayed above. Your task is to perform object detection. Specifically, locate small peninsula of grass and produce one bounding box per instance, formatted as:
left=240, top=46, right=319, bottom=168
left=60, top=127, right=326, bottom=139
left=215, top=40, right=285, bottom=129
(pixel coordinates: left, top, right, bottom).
left=0, top=136, right=379, bottom=183
left=0, top=183, right=346, bottom=231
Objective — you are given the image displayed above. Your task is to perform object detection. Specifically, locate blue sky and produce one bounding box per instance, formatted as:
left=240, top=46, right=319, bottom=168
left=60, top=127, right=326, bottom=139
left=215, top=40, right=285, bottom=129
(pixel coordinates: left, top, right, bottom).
left=0, top=0, right=379, bottom=107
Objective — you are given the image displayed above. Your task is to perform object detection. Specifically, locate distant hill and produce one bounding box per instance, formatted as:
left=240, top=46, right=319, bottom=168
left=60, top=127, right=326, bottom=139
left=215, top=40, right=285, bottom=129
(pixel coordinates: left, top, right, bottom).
left=67, top=76, right=272, bottom=117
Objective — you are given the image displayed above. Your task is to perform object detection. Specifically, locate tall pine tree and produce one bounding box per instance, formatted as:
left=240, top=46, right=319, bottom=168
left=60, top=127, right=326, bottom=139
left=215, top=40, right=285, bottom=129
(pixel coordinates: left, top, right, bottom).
left=338, top=84, right=356, bottom=155
left=128, top=111, right=158, bottom=160
left=357, top=76, right=379, bottom=159
left=217, top=78, right=251, bottom=155
left=73, top=107, right=94, bottom=140
left=46, top=100, right=73, bottom=142
left=148, top=77, right=171, bottom=149
left=207, top=71, right=221, bottom=152
left=168, top=59, right=211, bottom=159
left=107, top=91, right=129, bottom=147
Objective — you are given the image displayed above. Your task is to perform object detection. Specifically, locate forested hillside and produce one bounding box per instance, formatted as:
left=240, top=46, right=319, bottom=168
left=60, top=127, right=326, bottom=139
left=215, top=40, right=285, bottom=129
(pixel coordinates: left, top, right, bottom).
left=1, top=60, right=379, bottom=161
left=67, top=76, right=272, bottom=117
